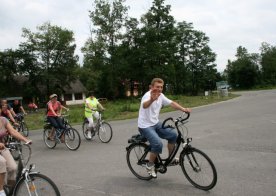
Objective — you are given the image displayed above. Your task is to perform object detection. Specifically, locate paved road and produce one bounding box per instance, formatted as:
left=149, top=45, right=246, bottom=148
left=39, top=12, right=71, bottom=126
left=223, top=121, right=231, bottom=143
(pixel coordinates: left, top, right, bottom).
left=28, top=90, right=276, bottom=196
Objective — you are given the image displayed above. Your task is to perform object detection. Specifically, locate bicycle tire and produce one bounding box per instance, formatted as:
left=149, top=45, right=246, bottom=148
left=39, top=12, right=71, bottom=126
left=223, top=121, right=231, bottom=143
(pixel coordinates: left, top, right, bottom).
left=180, top=147, right=217, bottom=191
left=13, top=173, right=61, bottom=196
left=64, top=128, right=81, bottom=151
left=21, top=121, right=29, bottom=137
left=98, top=122, right=113, bottom=143
left=126, top=143, right=153, bottom=180
left=43, top=128, right=57, bottom=149
left=82, top=119, right=92, bottom=140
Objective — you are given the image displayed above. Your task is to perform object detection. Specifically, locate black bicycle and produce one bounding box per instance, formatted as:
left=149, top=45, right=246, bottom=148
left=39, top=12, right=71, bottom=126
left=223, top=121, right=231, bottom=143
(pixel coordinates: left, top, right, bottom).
left=43, top=113, right=81, bottom=150
left=82, top=110, right=113, bottom=143
left=4, top=142, right=61, bottom=196
left=15, top=113, right=29, bottom=137
left=126, top=113, right=217, bottom=191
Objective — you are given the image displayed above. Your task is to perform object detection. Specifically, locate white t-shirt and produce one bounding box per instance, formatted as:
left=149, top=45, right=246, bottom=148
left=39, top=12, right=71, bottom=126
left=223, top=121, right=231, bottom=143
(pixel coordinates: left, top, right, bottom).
left=138, top=91, right=172, bottom=128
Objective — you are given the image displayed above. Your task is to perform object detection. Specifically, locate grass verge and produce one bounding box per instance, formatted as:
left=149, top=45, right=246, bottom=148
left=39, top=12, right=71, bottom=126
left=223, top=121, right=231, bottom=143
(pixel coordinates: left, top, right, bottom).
left=25, top=92, right=239, bottom=130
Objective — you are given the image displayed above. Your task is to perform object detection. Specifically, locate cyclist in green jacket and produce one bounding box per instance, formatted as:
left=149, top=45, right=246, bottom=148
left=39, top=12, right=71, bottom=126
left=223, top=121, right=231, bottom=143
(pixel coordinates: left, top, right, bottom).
left=84, top=91, right=105, bottom=139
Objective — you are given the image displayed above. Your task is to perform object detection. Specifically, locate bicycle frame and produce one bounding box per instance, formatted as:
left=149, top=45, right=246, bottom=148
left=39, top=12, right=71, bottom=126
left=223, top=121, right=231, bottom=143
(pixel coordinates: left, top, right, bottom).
left=84, top=111, right=104, bottom=133
left=6, top=142, right=61, bottom=195
left=5, top=143, right=35, bottom=195
left=132, top=113, right=192, bottom=172
left=126, top=113, right=217, bottom=190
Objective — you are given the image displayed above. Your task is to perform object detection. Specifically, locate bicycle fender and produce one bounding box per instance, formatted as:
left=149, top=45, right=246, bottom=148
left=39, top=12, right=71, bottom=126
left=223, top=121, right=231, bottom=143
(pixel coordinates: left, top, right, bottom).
left=179, top=146, right=194, bottom=162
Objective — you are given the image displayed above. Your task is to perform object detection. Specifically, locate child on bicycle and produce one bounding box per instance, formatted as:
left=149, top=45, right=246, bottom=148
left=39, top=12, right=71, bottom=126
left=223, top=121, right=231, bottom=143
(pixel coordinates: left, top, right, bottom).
left=138, top=78, right=191, bottom=178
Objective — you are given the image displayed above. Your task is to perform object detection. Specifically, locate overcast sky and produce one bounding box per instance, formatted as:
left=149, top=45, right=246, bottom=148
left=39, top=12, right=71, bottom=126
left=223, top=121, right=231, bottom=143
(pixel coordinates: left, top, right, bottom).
left=1, top=0, right=276, bottom=72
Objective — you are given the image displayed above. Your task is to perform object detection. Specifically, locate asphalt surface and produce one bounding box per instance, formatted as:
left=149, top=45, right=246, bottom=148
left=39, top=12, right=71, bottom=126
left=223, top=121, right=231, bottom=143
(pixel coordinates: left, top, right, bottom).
left=27, top=90, right=276, bottom=196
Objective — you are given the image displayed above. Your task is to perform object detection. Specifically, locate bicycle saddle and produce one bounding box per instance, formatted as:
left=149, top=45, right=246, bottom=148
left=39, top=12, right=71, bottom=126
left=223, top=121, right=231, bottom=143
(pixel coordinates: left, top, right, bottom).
left=128, top=133, right=147, bottom=143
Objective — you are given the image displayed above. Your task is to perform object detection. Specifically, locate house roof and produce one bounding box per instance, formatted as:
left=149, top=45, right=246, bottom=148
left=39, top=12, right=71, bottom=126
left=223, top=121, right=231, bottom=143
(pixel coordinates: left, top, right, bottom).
left=13, top=75, right=87, bottom=94
left=63, top=79, right=87, bottom=94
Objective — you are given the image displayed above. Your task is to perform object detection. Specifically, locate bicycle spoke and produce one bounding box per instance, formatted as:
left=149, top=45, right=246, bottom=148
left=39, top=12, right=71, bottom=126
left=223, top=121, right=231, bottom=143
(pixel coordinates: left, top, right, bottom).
left=126, top=143, right=152, bottom=180
left=180, top=148, right=217, bottom=190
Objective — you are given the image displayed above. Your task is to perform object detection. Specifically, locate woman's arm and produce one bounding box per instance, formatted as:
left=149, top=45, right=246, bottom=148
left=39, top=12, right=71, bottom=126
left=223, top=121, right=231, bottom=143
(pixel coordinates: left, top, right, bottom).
left=20, top=106, right=27, bottom=115
left=60, top=105, right=69, bottom=111
left=6, top=122, right=31, bottom=143
left=7, top=110, right=17, bottom=124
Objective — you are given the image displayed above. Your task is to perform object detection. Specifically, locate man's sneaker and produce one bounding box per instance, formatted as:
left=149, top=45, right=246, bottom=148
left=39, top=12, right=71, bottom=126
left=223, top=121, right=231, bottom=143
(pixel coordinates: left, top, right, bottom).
left=87, top=130, right=92, bottom=139
left=91, top=129, right=96, bottom=137
left=146, top=163, right=157, bottom=178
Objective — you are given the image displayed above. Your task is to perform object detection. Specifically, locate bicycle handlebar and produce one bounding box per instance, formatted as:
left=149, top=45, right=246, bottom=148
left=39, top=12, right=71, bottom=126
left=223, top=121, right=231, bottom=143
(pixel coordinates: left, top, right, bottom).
left=91, top=109, right=105, bottom=112
left=161, top=112, right=190, bottom=129
left=6, top=142, right=31, bottom=150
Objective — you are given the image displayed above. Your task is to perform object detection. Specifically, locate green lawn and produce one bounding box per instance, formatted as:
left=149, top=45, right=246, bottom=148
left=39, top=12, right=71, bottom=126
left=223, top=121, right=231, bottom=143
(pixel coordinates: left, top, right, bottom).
left=25, top=92, right=239, bottom=130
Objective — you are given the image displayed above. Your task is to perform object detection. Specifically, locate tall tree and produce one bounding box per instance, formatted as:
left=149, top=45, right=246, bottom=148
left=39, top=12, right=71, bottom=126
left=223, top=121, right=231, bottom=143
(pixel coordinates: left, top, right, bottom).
left=0, top=49, right=22, bottom=96
left=86, top=0, right=129, bottom=98
left=260, top=42, right=276, bottom=85
left=174, top=21, right=217, bottom=95
left=20, top=22, right=79, bottom=96
left=226, top=46, right=260, bottom=89
left=139, top=0, right=177, bottom=92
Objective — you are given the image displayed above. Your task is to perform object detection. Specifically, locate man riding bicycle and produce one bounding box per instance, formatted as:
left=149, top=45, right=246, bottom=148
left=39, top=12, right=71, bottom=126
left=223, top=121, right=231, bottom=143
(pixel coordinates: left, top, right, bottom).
left=138, top=78, right=191, bottom=178
left=9, top=100, right=27, bottom=116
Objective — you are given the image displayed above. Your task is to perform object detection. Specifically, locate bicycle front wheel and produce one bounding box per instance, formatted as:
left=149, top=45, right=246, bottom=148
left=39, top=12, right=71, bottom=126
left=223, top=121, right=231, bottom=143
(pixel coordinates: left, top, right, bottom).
left=180, top=147, right=217, bottom=191
left=64, top=128, right=81, bottom=150
left=126, top=143, right=152, bottom=180
left=21, top=121, right=29, bottom=137
left=13, top=173, right=60, bottom=196
left=43, top=128, right=57, bottom=149
left=98, top=122, right=113, bottom=143
left=82, top=119, right=91, bottom=140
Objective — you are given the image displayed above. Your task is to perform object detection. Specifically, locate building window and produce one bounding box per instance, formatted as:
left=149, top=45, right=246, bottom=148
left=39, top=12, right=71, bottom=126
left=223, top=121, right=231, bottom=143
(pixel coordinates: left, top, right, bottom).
left=75, top=93, right=83, bottom=100
left=64, top=94, right=72, bottom=101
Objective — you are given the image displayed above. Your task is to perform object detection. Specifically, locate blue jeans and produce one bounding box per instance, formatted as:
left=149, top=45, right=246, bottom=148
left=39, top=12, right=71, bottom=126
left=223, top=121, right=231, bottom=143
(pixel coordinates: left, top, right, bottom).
left=138, top=122, right=177, bottom=154
left=47, top=116, right=65, bottom=130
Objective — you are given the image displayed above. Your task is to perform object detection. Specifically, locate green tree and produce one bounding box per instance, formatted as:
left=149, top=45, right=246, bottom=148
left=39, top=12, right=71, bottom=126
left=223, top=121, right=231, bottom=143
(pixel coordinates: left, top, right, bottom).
left=174, top=21, right=217, bottom=95
left=139, top=0, right=177, bottom=92
left=260, top=42, right=276, bottom=85
left=20, top=22, right=79, bottom=97
left=226, top=46, right=260, bottom=89
left=85, top=0, right=129, bottom=99
left=0, top=49, right=22, bottom=96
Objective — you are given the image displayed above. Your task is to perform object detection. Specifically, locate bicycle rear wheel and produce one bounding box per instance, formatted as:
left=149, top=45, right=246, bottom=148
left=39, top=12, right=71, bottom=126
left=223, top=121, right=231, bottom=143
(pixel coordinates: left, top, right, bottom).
left=64, top=128, right=81, bottom=150
left=21, top=121, right=29, bottom=137
left=180, top=147, right=217, bottom=191
left=126, top=143, right=152, bottom=180
left=13, top=173, right=60, bottom=196
left=43, top=128, right=57, bottom=149
left=98, top=122, right=113, bottom=143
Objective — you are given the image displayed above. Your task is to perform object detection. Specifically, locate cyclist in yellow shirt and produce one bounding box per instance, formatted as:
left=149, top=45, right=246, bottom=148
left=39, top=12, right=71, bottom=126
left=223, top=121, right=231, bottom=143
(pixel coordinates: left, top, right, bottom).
left=84, top=91, right=105, bottom=139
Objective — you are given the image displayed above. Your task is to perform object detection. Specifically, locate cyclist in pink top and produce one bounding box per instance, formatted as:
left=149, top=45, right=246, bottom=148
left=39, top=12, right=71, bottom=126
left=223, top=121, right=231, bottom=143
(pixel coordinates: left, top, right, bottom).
left=46, top=94, right=69, bottom=141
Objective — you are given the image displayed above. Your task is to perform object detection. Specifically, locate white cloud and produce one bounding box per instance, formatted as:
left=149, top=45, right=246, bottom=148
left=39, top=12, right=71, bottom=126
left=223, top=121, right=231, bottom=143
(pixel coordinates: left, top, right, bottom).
left=1, top=0, right=276, bottom=72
